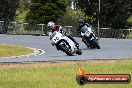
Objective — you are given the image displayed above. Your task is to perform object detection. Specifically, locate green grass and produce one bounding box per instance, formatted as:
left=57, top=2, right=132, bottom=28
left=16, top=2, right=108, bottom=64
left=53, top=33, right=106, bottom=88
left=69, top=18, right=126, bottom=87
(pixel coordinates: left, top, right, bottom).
left=0, top=44, right=34, bottom=57
left=0, top=60, right=132, bottom=88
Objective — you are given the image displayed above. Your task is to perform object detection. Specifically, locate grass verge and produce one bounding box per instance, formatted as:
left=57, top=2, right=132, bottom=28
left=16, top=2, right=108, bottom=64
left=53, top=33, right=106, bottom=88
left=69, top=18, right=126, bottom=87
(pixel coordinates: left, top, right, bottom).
left=0, top=60, right=132, bottom=88
left=0, top=44, right=34, bottom=58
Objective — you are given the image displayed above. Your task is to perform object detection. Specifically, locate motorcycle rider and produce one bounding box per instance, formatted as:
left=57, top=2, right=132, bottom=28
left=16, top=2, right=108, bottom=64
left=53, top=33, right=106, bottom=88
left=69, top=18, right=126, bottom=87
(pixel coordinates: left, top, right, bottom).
left=77, top=19, right=97, bottom=47
left=47, top=21, right=79, bottom=47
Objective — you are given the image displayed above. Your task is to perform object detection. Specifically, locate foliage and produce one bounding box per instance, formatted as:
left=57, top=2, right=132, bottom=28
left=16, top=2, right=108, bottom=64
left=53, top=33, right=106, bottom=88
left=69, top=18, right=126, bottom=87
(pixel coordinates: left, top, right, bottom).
left=0, top=0, right=19, bottom=33
left=76, top=0, right=98, bottom=26
left=16, top=10, right=28, bottom=23
left=17, top=0, right=30, bottom=11
left=59, top=9, right=93, bottom=26
left=0, top=0, right=19, bottom=21
left=100, top=0, right=132, bottom=29
left=127, top=17, right=132, bottom=23
left=76, top=0, right=132, bottom=29
left=25, top=0, right=68, bottom=24
left=16, top=0, right=30, bottom=23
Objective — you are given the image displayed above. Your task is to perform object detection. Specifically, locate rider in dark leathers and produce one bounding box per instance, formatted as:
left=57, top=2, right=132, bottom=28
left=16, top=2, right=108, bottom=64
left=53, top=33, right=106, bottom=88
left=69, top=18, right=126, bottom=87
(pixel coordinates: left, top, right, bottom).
left=77, top=19, right=98, bottom=48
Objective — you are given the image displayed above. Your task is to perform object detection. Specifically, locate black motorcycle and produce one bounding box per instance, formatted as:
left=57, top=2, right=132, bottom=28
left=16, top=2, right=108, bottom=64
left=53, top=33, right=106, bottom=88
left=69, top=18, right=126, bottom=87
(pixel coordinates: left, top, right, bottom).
left=81, top=31, right=100, bottom=49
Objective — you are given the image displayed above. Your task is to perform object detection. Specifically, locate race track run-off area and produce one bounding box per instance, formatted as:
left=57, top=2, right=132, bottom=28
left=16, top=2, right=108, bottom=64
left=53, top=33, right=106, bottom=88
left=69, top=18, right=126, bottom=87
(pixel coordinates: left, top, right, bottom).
left=0, top=34, right=132, bottom=63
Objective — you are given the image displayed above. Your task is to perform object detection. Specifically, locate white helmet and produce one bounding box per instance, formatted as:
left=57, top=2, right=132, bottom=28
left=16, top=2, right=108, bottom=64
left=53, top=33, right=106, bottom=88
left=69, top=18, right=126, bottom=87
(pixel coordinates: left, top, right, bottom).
left=47, top=21, right=55, bottom=29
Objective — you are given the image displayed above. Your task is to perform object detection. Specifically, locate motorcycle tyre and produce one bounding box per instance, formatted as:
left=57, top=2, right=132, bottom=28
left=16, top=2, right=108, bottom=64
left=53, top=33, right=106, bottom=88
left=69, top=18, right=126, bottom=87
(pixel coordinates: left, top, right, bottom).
left=91, top=40, right=100, bottom=49
left=76, top=49, right=82, bottom=55
left=59, top=44, right=73, bottom=56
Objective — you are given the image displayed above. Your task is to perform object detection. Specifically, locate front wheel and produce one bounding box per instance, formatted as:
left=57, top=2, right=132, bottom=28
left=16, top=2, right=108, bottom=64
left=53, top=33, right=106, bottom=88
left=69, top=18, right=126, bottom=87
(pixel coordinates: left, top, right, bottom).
left=76, top=49, right=82, bottom=55
left=91, top=40, right=100, bottom=49
left=59, top=43, right=73, bottom=56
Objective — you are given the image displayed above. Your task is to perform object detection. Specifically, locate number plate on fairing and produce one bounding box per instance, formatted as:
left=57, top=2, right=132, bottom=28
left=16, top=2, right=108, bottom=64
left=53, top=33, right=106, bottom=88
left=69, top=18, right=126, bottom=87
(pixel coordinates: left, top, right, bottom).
left=51, top=32, right=62, bottom=45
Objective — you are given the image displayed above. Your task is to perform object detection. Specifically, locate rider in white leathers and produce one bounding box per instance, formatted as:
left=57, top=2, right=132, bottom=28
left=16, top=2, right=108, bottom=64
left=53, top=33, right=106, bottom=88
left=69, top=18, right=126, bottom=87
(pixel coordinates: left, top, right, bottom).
left=47, top=21, right=79, bottom=47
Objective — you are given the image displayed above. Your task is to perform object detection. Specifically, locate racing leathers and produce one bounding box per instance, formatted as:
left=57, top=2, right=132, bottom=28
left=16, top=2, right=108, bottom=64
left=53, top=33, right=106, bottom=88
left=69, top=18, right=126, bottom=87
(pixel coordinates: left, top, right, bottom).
left=48, top=22, right=79, bottom=47
left=77, top=23, right=96, bottom=45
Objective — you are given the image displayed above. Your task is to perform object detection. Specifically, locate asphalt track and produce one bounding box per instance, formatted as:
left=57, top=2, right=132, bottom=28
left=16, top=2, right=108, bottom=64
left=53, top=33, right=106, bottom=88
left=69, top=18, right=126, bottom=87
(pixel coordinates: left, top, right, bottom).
left=0, top=34, right=132, bottom=63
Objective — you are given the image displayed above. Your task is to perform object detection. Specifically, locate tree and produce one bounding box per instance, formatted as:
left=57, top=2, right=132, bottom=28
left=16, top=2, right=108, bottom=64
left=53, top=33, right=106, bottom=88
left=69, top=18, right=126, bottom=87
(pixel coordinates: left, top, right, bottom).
left=76, top=0, right=132, bottom=29
left=17, top=0, right=30, bottom=12
left=76, top=0, right=98, bottom=26
left=100, top=0, right=132, bottom=29
left=0, top=0, right=19, bottom=33
left=16, top=0, right=30, bottom=23
left=25, top=0, right=68, bottom=24
left=59, top=9, right=93, bottom=26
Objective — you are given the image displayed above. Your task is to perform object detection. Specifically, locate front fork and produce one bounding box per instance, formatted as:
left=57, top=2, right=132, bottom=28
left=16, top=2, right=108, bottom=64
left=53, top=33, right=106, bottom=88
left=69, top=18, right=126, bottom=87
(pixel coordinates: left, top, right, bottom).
left=82, top=37, right=90, bottom=46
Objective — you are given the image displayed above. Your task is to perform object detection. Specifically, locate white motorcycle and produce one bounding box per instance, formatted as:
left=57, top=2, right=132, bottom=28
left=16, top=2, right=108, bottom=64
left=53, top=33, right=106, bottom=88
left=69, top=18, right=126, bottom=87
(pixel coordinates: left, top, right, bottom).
left=50, top=31, right=82, bottom=56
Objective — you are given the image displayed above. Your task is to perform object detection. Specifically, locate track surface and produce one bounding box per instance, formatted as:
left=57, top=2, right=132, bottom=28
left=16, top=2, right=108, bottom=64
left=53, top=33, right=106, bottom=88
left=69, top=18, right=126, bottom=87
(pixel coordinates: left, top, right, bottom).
left=0, top=34, right=132, bottom=62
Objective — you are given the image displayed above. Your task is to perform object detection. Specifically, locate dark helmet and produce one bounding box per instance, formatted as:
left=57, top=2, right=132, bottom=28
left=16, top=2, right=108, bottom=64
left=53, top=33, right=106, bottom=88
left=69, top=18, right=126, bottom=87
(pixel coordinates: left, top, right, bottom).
left=78, top=19, right=85, bottom=28
left=78, top=19, right=84, bottom=24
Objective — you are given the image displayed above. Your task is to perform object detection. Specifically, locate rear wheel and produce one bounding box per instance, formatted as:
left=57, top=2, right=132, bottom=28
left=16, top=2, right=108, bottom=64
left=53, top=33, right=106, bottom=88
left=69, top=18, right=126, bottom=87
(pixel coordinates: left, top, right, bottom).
left=76, top=49, right=82, bottom=55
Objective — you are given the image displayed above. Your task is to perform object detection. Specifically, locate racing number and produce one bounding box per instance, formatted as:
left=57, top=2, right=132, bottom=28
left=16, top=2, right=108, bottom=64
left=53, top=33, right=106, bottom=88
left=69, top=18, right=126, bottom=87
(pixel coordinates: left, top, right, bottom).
left=54, top=37, right=59, bottom=41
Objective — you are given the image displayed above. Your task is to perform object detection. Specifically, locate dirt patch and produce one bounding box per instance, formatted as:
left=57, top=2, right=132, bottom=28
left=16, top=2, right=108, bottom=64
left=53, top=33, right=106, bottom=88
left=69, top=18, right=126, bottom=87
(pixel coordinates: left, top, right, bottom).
left=0, top=59, right=122, bottom=69
left=0, top=61, right=76, bottom=69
